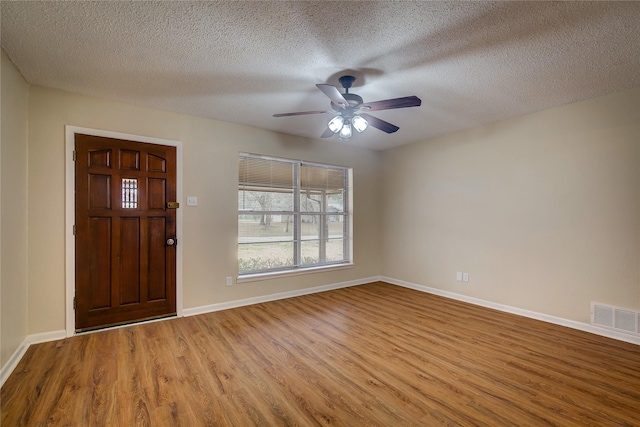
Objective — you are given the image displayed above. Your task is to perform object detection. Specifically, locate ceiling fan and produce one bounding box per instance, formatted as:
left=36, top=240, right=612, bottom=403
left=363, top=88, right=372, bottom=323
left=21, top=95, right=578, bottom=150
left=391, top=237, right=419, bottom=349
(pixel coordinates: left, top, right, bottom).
left=273, top=75, right=422, bottom=140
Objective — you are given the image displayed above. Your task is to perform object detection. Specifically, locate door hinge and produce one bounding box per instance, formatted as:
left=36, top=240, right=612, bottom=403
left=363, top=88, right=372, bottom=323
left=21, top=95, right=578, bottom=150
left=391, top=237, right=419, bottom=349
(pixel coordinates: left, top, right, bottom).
left=73, top=150, right=76, bottom=161
left=73, top=224, right=76, bottom=235
left=73, top=296, right=77, bottom=309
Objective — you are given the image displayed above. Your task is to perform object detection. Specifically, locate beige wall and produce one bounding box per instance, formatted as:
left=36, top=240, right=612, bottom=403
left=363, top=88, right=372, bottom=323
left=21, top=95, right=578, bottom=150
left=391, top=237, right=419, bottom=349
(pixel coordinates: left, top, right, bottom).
left=7, top=61, right=639, bottom=344
left=27, top=86, right=382, bottom=335
left=1, top=51, right=30, bottom=367
left=381, top=87, right=640, bottom=323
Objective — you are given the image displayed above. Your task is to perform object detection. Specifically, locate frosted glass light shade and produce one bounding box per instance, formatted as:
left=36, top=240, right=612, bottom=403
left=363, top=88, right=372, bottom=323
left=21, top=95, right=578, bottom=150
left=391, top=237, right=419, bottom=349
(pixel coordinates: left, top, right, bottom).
left=328, top=116, right=344, bottom=133
left=352, top=115, right=368, bottom=132
left=339, top=123, right=352, bottom=139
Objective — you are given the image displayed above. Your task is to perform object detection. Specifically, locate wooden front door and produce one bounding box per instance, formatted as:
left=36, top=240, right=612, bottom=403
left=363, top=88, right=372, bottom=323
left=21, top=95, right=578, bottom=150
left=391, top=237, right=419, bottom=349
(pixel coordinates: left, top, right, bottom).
left=75, top=134, right=177, bottom=331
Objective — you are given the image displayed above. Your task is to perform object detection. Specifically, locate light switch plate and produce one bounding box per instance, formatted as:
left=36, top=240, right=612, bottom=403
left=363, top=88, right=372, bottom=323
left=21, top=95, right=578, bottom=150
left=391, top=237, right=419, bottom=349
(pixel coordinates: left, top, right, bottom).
left=186, top=196, right=198, bottom=207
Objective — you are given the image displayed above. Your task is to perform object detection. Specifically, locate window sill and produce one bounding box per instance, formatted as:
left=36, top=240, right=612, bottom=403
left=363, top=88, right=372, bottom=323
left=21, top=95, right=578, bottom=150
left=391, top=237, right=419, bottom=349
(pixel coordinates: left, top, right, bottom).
left=237, top=262, right=354, bottom=284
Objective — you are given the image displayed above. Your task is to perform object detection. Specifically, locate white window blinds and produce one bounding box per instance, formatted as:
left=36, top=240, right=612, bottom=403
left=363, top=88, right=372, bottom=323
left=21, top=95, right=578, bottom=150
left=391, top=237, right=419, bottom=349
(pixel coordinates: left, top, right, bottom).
left=238, top=153, right=351, bottom=275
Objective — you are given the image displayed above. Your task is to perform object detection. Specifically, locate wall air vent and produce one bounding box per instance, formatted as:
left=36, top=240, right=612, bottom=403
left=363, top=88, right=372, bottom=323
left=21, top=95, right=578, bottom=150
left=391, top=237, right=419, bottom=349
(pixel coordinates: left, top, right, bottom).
left=591, top=302, right=639, bottom=336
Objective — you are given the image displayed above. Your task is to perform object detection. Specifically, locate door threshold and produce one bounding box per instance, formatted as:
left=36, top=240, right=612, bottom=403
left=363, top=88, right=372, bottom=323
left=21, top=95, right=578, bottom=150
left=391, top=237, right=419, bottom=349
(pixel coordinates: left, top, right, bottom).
left=75, top=313, right=177, bottom=335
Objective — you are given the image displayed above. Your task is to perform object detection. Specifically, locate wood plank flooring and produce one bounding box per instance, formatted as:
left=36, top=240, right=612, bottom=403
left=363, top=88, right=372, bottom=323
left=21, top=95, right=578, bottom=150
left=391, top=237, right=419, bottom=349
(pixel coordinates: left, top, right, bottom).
left=2, top=282, right=639, bottom=426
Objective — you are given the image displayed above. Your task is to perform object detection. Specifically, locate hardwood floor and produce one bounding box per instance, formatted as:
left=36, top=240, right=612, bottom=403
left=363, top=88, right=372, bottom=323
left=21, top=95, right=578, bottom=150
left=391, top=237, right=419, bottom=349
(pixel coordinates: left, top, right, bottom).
left=2, top=282, right=639, bottom=426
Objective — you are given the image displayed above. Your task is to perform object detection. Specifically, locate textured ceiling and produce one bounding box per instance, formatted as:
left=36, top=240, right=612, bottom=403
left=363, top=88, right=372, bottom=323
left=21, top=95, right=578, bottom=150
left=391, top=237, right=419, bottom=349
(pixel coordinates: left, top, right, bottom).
left=2, top=1, right=639, bottom=150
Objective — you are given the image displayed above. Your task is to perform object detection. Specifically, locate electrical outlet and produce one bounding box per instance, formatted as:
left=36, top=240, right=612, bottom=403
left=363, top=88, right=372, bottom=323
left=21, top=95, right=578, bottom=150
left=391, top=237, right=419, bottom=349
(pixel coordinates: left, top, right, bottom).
left=456, top=272, right=463, bottom=281
left=226, top=276, right=233, bottom=286
left=186, top=196, right=198, bottom=207
left=462, top=273, right=469, bottom=282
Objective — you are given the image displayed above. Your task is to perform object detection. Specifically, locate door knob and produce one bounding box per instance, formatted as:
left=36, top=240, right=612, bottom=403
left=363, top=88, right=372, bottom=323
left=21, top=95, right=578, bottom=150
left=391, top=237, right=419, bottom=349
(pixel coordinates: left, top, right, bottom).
left=166, top=238, right=176, bottom=246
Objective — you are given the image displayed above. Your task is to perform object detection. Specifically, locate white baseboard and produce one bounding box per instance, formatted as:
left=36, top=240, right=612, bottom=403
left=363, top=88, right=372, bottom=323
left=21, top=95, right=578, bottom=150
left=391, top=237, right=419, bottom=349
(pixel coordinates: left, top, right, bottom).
left=25, top=330, right=68, bottom=345
left=2, top=277, right=378, bottom=387
left=0, top=329, right=66, bottom=388
left=4, top=275, right=636, bottom=388
left=183, top=276, right=382, bottom=317
left=382, top=276, right=640, bottom=346
left=0, top=341, right=29, bottom=388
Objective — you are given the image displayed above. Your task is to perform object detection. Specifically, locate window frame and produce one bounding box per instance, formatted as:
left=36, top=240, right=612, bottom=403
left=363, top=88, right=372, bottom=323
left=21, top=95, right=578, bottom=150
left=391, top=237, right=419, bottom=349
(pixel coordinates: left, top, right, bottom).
left=238, top=153, right=353, bottom=280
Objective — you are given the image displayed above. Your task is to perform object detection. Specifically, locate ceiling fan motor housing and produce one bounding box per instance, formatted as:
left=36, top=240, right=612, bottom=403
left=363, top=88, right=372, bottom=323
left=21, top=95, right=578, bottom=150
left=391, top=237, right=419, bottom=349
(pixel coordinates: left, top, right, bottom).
left=338, top=75, right=356, bottom=90
left=330, top=76, right=362, bottom=113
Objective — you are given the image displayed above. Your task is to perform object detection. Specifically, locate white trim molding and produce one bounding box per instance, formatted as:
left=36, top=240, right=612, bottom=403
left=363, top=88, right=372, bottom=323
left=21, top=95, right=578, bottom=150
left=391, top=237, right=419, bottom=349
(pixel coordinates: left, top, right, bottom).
left=4, top=275, right=637, bottom=388
left=382, top=276, right=640, bottom=346
left=0, top=330, right=66, bottom=388
left=183, top=276, right=381, bottom=317
left=64, top=126, right=184, bottom=337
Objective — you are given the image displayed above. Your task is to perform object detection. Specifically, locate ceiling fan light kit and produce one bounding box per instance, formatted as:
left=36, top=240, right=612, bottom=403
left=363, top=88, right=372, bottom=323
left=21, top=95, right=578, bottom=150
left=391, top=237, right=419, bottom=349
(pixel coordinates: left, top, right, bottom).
left=273, top=75, right=421, bottom=141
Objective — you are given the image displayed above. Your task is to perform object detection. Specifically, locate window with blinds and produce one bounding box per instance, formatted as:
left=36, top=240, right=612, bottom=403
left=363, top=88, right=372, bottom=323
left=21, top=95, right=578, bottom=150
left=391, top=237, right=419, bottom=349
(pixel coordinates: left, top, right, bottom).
left=238, top=153, right=352, bottom=276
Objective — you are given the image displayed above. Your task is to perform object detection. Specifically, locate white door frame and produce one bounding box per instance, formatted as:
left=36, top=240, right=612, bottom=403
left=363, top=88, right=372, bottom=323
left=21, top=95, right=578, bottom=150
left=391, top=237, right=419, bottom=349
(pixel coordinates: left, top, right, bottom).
left=65, top=126, right=184, bottom=337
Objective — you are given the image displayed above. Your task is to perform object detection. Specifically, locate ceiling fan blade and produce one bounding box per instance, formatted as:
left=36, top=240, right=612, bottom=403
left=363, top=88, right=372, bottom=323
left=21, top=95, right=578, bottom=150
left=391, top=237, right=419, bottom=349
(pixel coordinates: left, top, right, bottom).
left=360, top=96, right=421, bottom=112
left=359, top=113, right=399, bottom=134
left=320, top=128, right=335, bottom=138
left=273, top=110, right=332, bottom=117
left=316, top=84, right=349, bottom=107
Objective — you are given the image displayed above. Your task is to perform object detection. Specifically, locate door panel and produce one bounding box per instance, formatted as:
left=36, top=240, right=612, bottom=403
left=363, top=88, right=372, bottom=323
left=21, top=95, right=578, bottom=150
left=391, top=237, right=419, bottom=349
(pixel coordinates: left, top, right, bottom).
left=75, top=134, right=177, bottom=331
left=148, top=154, right=166, bottom=172
left=148, top=178, right=166, bottom=209
left=89, top=175, right=111, bottom=209
left=120, top=149, right=140, bottom=169
left=119, top=217, right=140, bottom=305
left=148, top=217, right=167, bottom=301
left=89, top=217, right=112, bottom=309
left=89, top=149, right=111, bottom=167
